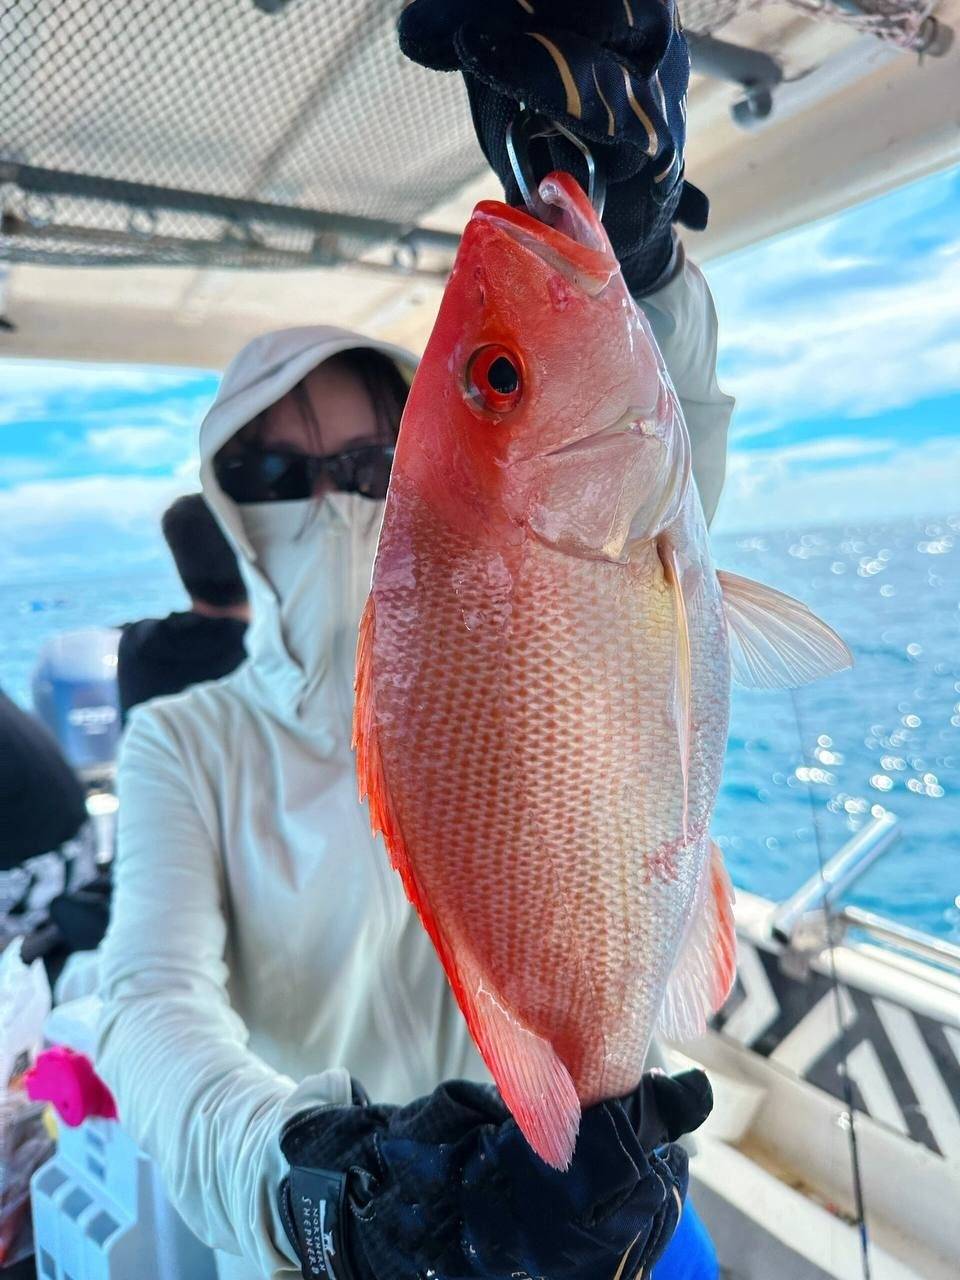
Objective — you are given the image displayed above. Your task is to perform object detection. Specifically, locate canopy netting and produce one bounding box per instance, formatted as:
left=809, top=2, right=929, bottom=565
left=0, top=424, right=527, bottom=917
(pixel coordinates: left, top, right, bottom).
left=0, top=0, right=484, bottom=269
left=0, top=0, right=941, bottom=271
left=684, top=0, right=938, bottom=43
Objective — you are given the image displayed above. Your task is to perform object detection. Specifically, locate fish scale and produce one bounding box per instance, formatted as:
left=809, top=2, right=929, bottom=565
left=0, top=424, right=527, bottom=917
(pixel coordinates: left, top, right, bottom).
left=369, top=481, right=718, bottom=1106
left=503, top=544, right=715, bottom=1096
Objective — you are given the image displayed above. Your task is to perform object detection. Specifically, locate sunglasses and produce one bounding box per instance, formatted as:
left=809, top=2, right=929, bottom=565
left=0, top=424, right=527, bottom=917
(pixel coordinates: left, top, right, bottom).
left=215, top=443, right=395, bottom=505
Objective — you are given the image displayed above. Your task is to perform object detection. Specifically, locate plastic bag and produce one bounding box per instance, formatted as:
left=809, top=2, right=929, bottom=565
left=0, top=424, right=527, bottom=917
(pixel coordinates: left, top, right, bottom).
left=0, top=939, right=55, bottom=1264
left=1, top=937, right=51, bottom=1088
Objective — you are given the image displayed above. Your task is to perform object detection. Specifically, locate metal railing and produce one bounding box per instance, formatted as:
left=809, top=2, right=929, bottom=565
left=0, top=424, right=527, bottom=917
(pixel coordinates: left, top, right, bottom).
left=770, top=811, right=900, bottom=944
left=686, top=32, right=784, bottom=126
left=770, top=810, right=960, bottom=975
left=0, top=161, right=461, bottom=278
left=839, top=905, right=960, bottom=974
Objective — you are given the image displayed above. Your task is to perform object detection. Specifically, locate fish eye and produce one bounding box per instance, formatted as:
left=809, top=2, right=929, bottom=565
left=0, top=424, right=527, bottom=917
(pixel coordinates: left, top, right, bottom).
left=466, top=345, right=523, bottom=416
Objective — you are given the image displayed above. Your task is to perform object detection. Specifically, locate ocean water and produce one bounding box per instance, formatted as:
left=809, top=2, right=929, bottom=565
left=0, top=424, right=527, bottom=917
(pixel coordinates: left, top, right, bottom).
left=1, top=514, right=957, bottom=942
left=712, top=514, right=959, bottom=944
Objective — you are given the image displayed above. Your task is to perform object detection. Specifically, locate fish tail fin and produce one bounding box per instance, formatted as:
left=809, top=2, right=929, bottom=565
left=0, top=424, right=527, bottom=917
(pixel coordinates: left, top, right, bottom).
left=657, top=841, right=737, bottom=1040
left=718, top=570, right=853, bottom=689
left=355, top=597, right=581, bottom=1169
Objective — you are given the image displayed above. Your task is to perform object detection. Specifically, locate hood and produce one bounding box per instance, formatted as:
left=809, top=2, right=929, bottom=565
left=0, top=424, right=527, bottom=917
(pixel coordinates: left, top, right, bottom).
left=200, top=326, right=418, bottom=557
left=198, top=326, right=418, bottom=733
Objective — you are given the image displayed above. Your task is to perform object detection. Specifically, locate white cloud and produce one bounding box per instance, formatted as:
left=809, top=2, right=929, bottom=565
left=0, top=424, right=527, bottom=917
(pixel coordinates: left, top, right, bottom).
left=725, top=270, right=960, bottom=424
left=0, top=473, right=192, bottom=583
left=85, top=425, right=188, bottom=465
left=713, top=437, right=959, bottom=533
left=0, top=358, right=209, bottom=397
left=175, top=452, right=201, bottom=482
left=74, top=390, right=215, bottom=432
left=768, top=437, right=892, bottom=465
left=0, top=455, right=64, bottom=484
left=0, top=472, right=184, bottom=527
left=705, top=200, right=960, bottom=431
left=0, top=358, right=216, bottom=432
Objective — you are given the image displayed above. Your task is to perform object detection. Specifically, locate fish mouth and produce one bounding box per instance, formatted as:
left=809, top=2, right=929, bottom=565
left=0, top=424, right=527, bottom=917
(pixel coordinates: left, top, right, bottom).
left=544, top=407, right=649, bottom=459
left=505, top=405, right=649, bottom=470
left=472, top=172, right=619, bottom=297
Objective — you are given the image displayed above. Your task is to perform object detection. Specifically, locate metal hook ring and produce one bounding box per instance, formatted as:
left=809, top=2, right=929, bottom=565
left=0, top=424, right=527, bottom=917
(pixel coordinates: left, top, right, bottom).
left=505, top=107, right=607, bottom=223
left=547, top=116, right=607, bottom=221
left=505, top=108, right=551, bottom=222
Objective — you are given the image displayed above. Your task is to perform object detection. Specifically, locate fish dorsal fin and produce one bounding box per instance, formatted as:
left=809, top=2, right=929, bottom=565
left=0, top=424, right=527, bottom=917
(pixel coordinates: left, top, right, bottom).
left=718, top=570, right=853, bottom=689
left=659, top=540, right=691, bottom=842
left=657, top=841, right=737, bottom=1040
left=353, top=596, right=580, bottom=1170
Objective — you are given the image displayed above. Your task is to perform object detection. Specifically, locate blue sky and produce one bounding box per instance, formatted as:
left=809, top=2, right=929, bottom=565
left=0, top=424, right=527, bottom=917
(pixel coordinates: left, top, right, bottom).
left=1, top=163, right=959, bottom=583
left=707, top=164, right=960, bottom=534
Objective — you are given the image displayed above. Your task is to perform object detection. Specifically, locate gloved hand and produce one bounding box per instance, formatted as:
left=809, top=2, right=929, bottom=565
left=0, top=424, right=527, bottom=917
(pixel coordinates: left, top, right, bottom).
left=398, top=0, right=708, bottom=296
left=278, top=1068, right=712, bottom=1280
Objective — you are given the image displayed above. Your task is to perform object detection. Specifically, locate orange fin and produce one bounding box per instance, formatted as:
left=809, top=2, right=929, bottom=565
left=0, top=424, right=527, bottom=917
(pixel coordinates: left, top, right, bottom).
left=657, top=841, right=737, bottom=1040
left=718, top=570, right=853, bottom=689
left=353, top=596, right=580, bottom=1169
left=353, top=596, right=403, bottom=856
left=465, top=963, right=581, bottom=1170
left=660, top=541, right=691, bottom=843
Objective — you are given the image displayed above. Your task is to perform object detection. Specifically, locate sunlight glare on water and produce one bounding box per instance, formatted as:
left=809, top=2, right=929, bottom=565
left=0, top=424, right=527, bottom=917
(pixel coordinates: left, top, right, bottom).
left=0, top=514, right=957, bottom=942
left=712, top=513, right=959, bottom=942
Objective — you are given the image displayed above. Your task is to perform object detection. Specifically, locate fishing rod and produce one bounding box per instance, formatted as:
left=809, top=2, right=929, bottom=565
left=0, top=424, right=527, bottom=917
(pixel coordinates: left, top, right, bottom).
left=790, top=687, right=872, bottom=1280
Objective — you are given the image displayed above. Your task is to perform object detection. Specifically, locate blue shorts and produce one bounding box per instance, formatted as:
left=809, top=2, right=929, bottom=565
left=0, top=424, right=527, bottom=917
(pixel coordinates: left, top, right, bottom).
left=653, top=1201, right=719, bottom=1280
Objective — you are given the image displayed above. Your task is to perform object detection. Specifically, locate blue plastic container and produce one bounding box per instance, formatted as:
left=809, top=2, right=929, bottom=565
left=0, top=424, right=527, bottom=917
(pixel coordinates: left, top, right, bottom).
left=31, top=630, right=122, bottom=775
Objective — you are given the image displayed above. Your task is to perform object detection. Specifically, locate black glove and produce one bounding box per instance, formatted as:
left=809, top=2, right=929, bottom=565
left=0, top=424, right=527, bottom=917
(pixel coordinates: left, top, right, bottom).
left=49, top=871, right=112, bottom=952
left=278, top=1069, right=712, bottom=1280
left=398, top=0, right=708, bottom=297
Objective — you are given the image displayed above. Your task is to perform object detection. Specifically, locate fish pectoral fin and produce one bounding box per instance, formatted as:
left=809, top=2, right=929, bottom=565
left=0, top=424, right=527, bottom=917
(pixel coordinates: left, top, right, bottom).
left=657, top=841, right=737, bottom=1041
left=718, top=570, right=853, bottom=689
left=659, top=540, right=691, bottom=842
left=465, top=967, right=581, bottom=1171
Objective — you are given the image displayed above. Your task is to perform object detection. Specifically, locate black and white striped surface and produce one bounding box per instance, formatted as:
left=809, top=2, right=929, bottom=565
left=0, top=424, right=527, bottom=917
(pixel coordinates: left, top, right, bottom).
left=713, top=938, right=960, bottom=1160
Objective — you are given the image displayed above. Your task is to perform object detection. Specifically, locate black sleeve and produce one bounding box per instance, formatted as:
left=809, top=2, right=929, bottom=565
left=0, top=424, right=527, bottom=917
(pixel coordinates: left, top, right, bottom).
left=0, top=689, right=87, bottom=868
left=116, top=622, right=140, bottom=723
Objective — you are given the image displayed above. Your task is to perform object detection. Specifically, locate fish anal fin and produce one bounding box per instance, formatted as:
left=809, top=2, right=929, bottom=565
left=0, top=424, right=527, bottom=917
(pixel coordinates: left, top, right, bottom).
left=718, top=570, right=853, bottom=690
left=354, top=596, right=580, bottom=1170
left=657, top=841, right=737, bottom=1041
left=659, top=540, right=691, bottom=842
left=468, top=973, right=581, bottom=1171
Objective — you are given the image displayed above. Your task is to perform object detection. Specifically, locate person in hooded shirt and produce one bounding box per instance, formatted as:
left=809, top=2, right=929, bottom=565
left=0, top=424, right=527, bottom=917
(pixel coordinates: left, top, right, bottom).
left=96, top=312, right=729, bottom=1280
left=95, top=11, right=734, bottom=1280
left=117, top=493, right=250, bottom=722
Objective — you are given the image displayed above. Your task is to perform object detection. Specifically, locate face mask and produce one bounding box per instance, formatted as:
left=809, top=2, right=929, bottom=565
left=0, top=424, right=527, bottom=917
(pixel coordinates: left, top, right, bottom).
left=238, top=494, right=384, bottom=717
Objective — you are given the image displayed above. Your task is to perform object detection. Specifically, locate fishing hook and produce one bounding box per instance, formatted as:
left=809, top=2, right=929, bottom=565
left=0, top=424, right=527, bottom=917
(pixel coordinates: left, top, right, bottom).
left=505, top=106, right=607, bottom=222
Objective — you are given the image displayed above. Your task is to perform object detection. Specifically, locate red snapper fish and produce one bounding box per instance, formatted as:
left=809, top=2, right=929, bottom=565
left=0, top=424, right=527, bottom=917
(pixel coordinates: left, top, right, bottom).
left=354, top=173, right=851, bottom=1168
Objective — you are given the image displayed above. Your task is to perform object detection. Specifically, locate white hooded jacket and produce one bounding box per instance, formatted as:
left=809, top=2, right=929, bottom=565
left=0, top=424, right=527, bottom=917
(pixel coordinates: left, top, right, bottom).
left=95, top=259, right=733, bottom=1280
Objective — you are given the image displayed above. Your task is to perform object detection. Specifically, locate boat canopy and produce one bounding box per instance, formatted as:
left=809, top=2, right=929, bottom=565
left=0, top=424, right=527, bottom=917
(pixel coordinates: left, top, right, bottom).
left=1, top=0, right=957, bottom=365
